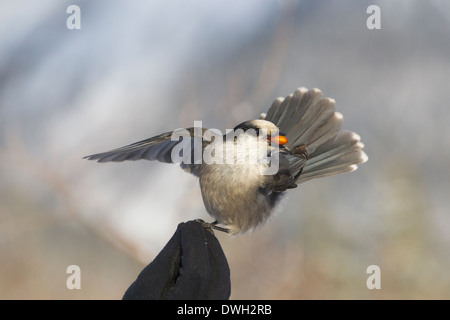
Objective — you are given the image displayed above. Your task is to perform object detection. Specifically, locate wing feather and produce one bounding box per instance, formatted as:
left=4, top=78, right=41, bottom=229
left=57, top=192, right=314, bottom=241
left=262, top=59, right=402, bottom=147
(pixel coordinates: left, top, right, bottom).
left=84, top=128, right=208, bottom=176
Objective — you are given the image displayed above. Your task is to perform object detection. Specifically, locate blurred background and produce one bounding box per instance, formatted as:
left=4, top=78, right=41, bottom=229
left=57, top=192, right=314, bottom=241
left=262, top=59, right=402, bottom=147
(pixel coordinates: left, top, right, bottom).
left=1, top=0, right=449, bottom=299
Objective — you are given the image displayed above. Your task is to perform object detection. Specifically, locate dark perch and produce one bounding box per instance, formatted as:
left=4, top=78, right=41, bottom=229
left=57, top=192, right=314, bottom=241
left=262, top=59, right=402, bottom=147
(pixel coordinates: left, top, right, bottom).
left=122, top=220, right=231, bottom=300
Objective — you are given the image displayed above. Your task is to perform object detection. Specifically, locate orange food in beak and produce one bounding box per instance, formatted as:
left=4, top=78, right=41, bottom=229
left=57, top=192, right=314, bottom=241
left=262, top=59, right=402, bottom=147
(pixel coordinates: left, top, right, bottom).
left=271, top=135, right=288, bottom=146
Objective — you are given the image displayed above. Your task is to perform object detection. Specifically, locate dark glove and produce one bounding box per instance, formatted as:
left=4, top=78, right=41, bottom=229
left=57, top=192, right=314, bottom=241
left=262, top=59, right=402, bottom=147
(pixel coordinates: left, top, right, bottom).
left=122, top=220, right=230, bottom=300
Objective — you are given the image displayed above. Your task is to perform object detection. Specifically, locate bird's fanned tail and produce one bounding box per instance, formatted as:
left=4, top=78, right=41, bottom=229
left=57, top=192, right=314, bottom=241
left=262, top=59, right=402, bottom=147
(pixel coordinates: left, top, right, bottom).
left=264, top=87, right=367, bottom=184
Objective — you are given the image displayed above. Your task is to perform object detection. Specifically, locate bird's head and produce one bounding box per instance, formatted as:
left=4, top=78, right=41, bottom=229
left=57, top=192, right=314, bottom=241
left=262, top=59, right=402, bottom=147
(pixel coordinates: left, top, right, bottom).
left=232, top=119, right=288, bottom=147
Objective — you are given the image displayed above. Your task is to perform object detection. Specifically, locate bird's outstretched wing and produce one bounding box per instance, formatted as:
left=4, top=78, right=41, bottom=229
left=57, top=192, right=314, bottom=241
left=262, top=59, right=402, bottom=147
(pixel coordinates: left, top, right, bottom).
left=84, top=128, right=208, bottom=176
left=264, top=87, right=367, bottom=184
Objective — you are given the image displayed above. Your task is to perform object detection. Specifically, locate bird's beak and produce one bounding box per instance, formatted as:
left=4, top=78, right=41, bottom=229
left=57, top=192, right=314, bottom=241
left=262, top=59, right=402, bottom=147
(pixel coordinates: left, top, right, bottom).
left=270, top=134, right=288, bottom=146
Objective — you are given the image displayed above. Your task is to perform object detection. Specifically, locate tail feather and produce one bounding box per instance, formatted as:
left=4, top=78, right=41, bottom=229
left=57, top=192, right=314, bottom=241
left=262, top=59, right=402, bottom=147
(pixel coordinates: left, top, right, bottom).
left=266, top=95, right=292, bottom=124
left=289, top=96, right=336, bottom=150
left=297, top=131, right=367, bottom=183
left=298, top=163, right=358, bottom=183
left=282, top=88, right=323, bottom=138
left=305, top=112, right=343, bottom=153
left=264, top=87, right=368, bottom=184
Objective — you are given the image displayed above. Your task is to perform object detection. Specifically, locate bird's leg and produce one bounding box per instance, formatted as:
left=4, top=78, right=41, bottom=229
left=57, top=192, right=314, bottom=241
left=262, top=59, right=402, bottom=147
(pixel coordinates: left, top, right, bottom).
left=210, top=220, right=230, bottom=234
left=195, top=219, right=229, bottom=234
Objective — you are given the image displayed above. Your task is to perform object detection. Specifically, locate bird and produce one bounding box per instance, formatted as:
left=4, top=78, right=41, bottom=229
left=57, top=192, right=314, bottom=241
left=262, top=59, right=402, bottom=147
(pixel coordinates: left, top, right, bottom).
left=84, top=87, right=368, bottom=235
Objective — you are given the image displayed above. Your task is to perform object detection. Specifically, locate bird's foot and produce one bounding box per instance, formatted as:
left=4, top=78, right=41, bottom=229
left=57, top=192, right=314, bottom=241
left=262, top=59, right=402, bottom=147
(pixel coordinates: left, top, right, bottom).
left=195, top=219, right=230, bottom=234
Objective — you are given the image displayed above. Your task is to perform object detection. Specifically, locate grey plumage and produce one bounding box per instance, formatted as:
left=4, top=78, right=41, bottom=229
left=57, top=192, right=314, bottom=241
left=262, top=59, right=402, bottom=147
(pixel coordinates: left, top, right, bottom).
left=85, top=131, right=180, bottom=163
left=84, top=87, right=368, bottom=234
left=263, top=87, right=367, bottom=184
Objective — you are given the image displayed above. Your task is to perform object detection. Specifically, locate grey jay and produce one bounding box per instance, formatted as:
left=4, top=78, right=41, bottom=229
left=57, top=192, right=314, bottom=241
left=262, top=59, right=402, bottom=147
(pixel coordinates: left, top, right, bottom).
left=85, top=87, right=367, bottom=235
